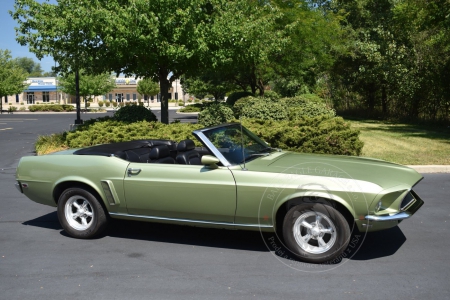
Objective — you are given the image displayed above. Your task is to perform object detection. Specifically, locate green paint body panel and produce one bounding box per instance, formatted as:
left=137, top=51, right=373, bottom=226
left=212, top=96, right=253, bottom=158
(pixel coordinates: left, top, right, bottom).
left=15, top=136, right=423, bottom=233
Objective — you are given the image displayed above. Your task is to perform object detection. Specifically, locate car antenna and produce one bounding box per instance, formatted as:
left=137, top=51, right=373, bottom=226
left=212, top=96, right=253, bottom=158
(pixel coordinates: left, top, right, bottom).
left=240, top=116, right=247, bottom=171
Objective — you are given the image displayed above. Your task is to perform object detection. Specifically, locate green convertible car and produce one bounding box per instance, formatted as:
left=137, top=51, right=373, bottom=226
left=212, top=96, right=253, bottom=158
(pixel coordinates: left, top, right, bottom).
left=15, top=123, right=424, bottom=263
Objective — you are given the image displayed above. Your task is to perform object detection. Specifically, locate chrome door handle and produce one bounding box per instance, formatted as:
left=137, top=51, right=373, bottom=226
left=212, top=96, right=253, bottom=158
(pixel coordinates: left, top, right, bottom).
left=127, top=168, right=141, bottom=177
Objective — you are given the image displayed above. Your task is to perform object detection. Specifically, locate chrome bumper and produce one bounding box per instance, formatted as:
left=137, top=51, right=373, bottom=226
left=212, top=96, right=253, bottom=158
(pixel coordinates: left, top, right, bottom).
left=365, top=190, right=424, bottom=222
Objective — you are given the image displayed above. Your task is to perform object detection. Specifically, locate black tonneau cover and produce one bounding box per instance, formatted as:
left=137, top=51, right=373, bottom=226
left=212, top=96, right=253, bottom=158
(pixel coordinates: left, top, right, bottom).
left=73, top=140, right=176, bottom=158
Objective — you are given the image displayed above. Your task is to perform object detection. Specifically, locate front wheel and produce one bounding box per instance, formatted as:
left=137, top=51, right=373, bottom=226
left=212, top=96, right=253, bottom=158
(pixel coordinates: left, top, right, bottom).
left=57, top=187, right=108, bottom=239
left=283, top=203, right=350, bottom=263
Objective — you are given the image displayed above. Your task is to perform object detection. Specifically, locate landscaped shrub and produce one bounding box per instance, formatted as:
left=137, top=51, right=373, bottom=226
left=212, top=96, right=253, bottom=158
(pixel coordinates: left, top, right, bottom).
left=226, top=91, right=253, bottom=106
left=240, top=98, right=288, bottom=121
left=242, top=117, right=363, bottom=156
left=98, top=100, right=104, bottom=107
left=197, top=103, right=234, bottom=127
left=113, top=104, right=158, bottom=123
left=287, top=103, right=335, bottom=120
left=112, top=102, right=118, bottom=107
left=28, top=104, right=74, bottom=112
left=261, top=90, right=280, bottom=101
left=19, top=107, right=26, bottom=111
left=105, top=101, right=111, bottom=107
left=178, top=103, right=202, bottom=113
left=65, top=120, right=203, bottom=148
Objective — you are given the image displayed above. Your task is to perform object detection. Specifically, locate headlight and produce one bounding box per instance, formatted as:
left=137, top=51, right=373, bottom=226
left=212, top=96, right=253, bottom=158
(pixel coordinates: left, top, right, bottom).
left=374, top=200, right=382, bottom=213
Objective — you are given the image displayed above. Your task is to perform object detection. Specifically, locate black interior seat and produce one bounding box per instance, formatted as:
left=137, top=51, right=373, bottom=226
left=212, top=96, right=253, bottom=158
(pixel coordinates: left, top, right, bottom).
left=176, top=139, right=202, bottom=165
left=149, top=145, right=175, bottom=164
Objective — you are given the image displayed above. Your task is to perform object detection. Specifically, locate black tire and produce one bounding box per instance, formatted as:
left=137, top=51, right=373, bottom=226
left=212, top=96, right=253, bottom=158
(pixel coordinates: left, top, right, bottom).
left=57, top=187, right=108, bottom=239
left=283, top=203, right=350, bottom=263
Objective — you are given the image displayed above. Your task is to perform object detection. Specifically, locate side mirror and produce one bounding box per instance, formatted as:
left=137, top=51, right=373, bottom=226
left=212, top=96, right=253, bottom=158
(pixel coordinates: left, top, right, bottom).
left=201, top=155, right=220, bottom=169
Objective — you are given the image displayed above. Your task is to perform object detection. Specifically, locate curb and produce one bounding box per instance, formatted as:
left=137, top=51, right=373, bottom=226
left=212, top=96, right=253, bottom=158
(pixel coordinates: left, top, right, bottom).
left=408, top=165, right=450, bottom=173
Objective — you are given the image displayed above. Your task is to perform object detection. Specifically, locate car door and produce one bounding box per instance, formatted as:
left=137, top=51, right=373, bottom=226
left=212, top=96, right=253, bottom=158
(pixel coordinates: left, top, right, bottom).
left=123, top=163, right=237, bottom=223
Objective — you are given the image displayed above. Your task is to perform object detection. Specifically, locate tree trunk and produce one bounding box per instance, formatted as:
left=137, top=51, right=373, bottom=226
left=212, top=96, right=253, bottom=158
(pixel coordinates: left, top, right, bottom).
left=158, top=69, right=170, bottom=124
left=381, top=85, right=388, bottom=115
left=75, top=69, right=82, bottom=124
left=0, top=96, right=3, bottom=114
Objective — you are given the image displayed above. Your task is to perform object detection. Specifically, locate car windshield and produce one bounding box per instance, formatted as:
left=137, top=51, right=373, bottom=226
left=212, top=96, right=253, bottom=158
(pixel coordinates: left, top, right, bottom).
left=202, top=124, right=273, bottom=165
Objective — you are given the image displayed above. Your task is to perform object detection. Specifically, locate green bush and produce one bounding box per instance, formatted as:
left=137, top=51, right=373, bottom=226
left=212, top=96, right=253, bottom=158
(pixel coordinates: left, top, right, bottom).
left=178, top=103, right=202, bottom=113
left=113, top=105, right=158, bottom=123
left=8, top=106, right=17, bottom=112
left=98, top=100, right=104, bottom=107
left=65, top=120, right=203, bottom=148
left=281, top=96, right=335, bottom=119
left=242, top=117, right=363, bottom=156
left=19, top=106, right=26, bottom=111
left=28, top=104, right=73, bottom=112
left=240, top=98, right=288, bottom=121
left=138, top=101, right=144, bottom=107
left=112, top=102, right=118, bottom=107
left=198, top=103, right=234, bottom=127
left=261, top=90, right=281, bottom=101
left=105, top=101, right=111, bottom=107
left=226, top=91, right=253, bottom=106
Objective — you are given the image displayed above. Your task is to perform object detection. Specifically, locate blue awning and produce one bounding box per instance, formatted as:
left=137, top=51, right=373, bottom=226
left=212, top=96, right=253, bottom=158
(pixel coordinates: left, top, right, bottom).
left=24, top=85, right=58, bottom=92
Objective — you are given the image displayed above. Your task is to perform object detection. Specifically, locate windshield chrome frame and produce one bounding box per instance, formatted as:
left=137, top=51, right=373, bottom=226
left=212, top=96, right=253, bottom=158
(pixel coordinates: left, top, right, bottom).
left=193, top=129, right=232, bottom=167
left=193, top=123, right=269, bottom=168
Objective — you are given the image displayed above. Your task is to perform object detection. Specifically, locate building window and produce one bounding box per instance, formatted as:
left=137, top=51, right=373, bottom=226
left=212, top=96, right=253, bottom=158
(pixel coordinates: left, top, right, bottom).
left=16, top=94, right=19, bottom=103
left=109, top=94, right=113, bottom=101
left=42, top=92, right=50, bottom=102
left=4, top=96, right=7, bottom=103
left=103, top=95, right=107, bottom=100
left=126, top=93, right=130, bottom=101
left=27, top=92, right=35, bottom=104
left=133, top=93, right=137, bottom=101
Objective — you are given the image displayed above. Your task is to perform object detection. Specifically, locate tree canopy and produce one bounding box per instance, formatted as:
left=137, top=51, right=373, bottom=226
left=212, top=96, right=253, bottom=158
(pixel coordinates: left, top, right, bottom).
left=136, top=78, right=160, bottom=101
left=0, top=49, right=29, bottom=114
left=58, top=71, right=116, bottom=103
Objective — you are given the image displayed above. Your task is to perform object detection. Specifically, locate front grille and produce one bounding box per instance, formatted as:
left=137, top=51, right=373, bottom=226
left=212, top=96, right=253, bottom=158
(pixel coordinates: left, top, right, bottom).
left=400, top=192, right=415, bottom=211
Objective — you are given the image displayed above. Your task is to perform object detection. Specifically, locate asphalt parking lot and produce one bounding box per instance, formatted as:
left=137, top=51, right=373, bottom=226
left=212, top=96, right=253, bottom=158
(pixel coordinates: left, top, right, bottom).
left=0, top=112, right=449, bottom=300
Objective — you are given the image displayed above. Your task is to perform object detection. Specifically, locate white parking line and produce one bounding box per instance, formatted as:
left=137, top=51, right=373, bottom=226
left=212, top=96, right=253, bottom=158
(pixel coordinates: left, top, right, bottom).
left=0, top=128, right=13, bottom=131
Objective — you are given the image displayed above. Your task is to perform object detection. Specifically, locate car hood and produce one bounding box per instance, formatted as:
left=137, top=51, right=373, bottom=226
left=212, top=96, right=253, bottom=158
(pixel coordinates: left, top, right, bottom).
left=245, top=151, right=422, bottom=189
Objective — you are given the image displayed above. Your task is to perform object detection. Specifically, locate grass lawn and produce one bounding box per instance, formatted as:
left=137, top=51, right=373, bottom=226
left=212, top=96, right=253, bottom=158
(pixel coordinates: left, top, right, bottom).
left=348, top=119, right=450, bottom=165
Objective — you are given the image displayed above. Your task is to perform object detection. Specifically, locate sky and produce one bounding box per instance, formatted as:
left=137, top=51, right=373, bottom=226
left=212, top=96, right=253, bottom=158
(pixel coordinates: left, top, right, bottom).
left=1, top=0, right=55, bottom=72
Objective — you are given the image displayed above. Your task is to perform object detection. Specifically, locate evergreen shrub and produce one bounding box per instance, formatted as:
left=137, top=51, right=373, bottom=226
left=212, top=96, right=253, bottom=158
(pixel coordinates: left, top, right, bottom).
left=113, top=104, right=158, bottom=123
left=226, top=91, right=253, bottom=106
left=197, top=103, right=234, bottom=127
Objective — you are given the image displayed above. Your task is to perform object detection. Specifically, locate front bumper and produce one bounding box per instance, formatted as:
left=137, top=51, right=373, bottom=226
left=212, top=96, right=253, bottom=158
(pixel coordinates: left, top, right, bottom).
left=365, top=190, right=424, bottom=222
left=355, top=190, right=423, bottom=232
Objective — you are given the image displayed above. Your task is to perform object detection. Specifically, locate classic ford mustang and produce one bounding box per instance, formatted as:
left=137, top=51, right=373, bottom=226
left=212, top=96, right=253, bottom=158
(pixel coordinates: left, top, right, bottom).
left=15, top=123, right=424, bottom=263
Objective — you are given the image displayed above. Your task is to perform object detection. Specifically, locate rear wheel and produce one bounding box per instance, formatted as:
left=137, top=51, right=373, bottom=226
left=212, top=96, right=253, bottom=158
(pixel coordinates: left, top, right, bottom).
left=57, top=187, right=108, bottom=239
left=283, top=203, right=350, bottom=263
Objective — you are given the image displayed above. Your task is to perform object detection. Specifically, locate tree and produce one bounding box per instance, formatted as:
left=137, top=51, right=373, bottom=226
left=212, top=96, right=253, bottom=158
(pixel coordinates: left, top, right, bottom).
left=0, top=49, right=28, bottom=114
left=136, top=78, right=159, bottom=104
left=15, top=57, right=43, bottom=77
left=11, top=0, right=279, bottom=123
left=204, top=1, right=286, bottom=96
left=181, top=72, right=237, bottom=101
left=58, top=71, right=116, bottom=109
left=270, top=0, right=346, bottom=97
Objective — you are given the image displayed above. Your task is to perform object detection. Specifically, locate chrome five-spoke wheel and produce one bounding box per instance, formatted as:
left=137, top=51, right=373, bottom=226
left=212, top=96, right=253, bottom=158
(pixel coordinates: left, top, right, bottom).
left=293, top=211, right=337, bottom=254
left=283, top=203, right=350, bottom=263
left=64, top=196, right=94, bottom=231
left=57, top=187, right=108, bottom=239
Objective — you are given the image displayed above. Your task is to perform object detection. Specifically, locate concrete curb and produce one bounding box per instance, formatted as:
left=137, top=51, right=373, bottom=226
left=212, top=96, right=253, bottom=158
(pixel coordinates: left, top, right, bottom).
left=408, top=165, right=450, bottom=173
